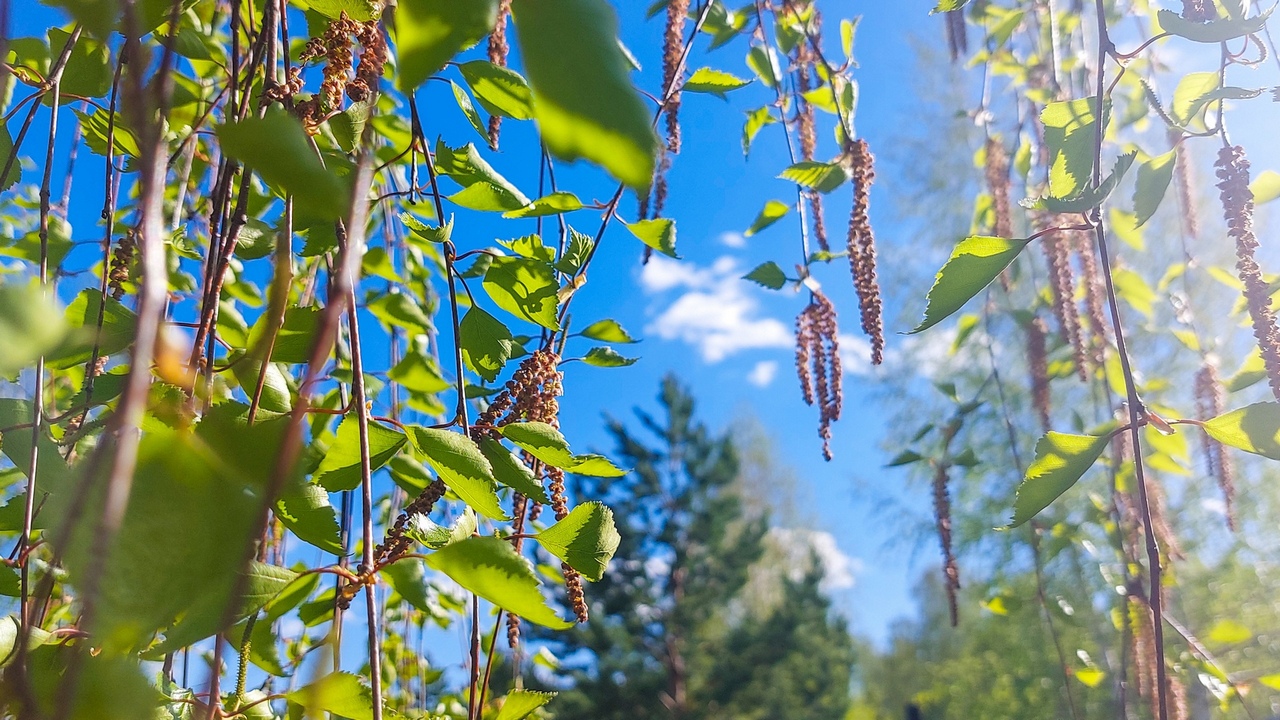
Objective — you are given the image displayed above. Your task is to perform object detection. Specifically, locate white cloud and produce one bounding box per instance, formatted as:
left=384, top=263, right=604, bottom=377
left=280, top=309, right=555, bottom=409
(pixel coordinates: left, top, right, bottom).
left=718, top=231, right=746, bottom=248
left=748, top=361, right=778, bottom=387
left=641, top=255, right=792, bottom=362
left=768, top=527, right=860, bottom=591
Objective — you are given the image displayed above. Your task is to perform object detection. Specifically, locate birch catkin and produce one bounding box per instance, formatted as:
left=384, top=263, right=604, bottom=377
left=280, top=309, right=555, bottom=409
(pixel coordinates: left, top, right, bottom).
left=847, top=139, right=884, bottom=365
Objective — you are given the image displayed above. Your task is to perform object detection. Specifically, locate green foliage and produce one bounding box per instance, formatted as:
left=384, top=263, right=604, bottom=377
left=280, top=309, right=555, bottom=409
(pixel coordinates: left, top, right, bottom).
left=910, top=236, right=1028, bottom=333
left=1009, top=432, right=1110, bottom=528
left=425, top=537, right=573, bottom=628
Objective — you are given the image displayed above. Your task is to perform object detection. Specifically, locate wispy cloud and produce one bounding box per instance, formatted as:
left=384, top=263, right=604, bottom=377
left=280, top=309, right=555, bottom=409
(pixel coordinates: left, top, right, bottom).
left=640, top=255, right=792, bottom=362
left=748, top=360, right=778, bottom=387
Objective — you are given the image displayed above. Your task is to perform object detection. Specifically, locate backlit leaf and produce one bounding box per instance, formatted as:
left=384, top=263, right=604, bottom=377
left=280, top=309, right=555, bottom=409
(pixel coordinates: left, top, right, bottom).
left=910, top=236, right=1029, bottom=334
left=483, top=256, right=561, bottom=330
left=314, top=414, right=407, bottom=492
left=1133, top=149, right=1177, bottom=227
left=1009, top=432, right=1110, bottom=528
left=395, top=0, right=498, bottom=92
left=745, top=199, right=791, bottom=237
left=1203, top=402, right=1280, bottom=460
left=535, top=501, right=619, bottom=581
left=409, top=427, right=508, bottom=520
left=625, top=218, right=679, bottom=258
left=426, top=537, right=573, bottom=628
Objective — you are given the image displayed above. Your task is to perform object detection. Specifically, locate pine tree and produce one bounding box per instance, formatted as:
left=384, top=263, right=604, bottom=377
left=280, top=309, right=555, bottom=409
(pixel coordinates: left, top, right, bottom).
left=540, top=376, right=854, bottom=720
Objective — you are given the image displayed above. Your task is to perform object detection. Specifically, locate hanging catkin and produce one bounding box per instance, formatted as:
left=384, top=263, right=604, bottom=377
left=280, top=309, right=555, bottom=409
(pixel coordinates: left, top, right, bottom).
left=486, top=0, right=512, bottom=147
left=1039, top=219, right=1086, bottom=380
left=662, top=0, right=690, bottom=154
left=1073, top=231, right=1109, bottom=367
left=1170, top=133, right=1200, bottom=239
left=1216, top=145, right=1280, bottom=402
left=1027, top=316, right=1051, bottom=432
left=847, top=139, right=884, bottom=365
left=1194, top=362, right=1236, bottom=530
left=796, top=44, right=828, bottom=253
left=794, top=292, right=842, bottom=460
left=933, top=460, right=959, bottom=627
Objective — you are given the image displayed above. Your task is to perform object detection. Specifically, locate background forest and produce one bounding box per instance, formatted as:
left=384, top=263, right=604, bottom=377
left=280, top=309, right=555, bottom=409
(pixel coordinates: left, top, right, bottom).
left=2, top=0, right=1280, bottom=718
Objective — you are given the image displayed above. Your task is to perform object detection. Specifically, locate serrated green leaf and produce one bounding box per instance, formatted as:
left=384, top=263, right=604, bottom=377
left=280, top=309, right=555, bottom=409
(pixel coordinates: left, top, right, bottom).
left=1008, top=432, right=1110, bottom=528
left=512, top=0, right=658, bottom=189
left=367, top=290, right=433, bottom=336
left=479, top=437, right=550, bottom=504
left=408, top=427, right=508, bottom=520
left=1203, top=402, right=1280, bottom=460
left=275, top=483, right=344, bottom=555
left=451, top=80, right=491, bottom=146
left=288, top=672, right=384, bottom=720
left=1133, top=149, right=1177, bottom=227
left=580, top=319, right=637, bottom=343
left=1042, top=98, right=1104, bottom=199
left=743, top=261, right=788, bottom=290
left=218, top=109, right=347, bottom=220
left=483, top=256, right=561, bottom=330
left=494, top=690, right=558, bottom=720
left=425, top=537, right=573, bottom=628
left=742, top=106, right=777, bottom=157
left=503, top=191, right=584, bottom=218
left=582, top=346, right=638, bottom=367
left=499, top=422, right=627, bottom=477
left=1157, top=6, right=1273, bottom=43
left=625, top=218, right=679, bottom=258
left=395, top=0, right=498, bottom=92
left=745, top=199, right=790, bottom=237
left=910, top=236, right=1029, bottom=334
left=459, top=307, right=516, bottom=382
left=459, top=60, right=535, bottom=120
left=779, top=160, right=851, bottom=194
left=0, top=281, right=66, bottom=379
left=682, top=67, right=752, bottom=96
left=314, top=415, right=407, bottom=492
left=535, top=501, right=619, bottom=581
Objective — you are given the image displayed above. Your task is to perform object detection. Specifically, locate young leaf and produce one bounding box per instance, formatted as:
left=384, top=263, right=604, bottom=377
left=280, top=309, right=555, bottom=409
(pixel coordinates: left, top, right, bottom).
left=742, top=106, right=777, bottom=156
left=1041, top=98, right=1104, bottom=199
left=218, top=109, right=347, bottom=220
left=483, top=256, right=562, bottom=330
left=425, top=537, right=573, bottom=629
left=408, top=427, right=509, bottom=520
left=435, top=140, right=530, bottom=210
left=314, top=415, right=407, bottom=492
left=1157, top=7, right=1273, bottom=43
left=494, top=690, right=558, bottom=720
left=401, top=212, right=453, bottom=245
left=745, top=199, right=791, bottom=237
left=1203, top=402, right=1280, bottom=460
left=503, top=192, right=584, bottom=218
left=394, top=0, right=499, bottom=92
left=48, top=290, right=135, bottom=369
left=1133, top=149, right=1177, bottom=227
left=459, top=307, right=517, bottom=382
left=479, top=437, right=551, bottom=504
left=0, top=282, right=66, bottom=379
left=451, top=80, right=491, bottom=146
left=625, top=218, right=678, bottom=258
left=746, top=45, right=781, bottom=88
left=458, top=60, right=535, bottom=120
left=779, top=161, right=851, bottom=194
left=499, top=422, right=627, bottom=477
left=275, top=483, right=344, bottom=555
left=534, top=501, right=620, bottom=581
left=555, top=227, right=593, bottom=275
left=910, top=236, right=1030, bottom=334
left=1250, top=169, right=1280, bottom=204
left=1008, top=432, right=1110, bottom=528
left=580, top=319, right=638, bottom=344
left=582, top=346, right=638, bottom=367
left=367, top=290, right=434, bottom=336
left=512, top=0, right=659, bottom=189
left=743, top=261, right=788, bottom=290
left=682, top=67, right=752, bottom=97
left=287, top=672, right=384, bottom=720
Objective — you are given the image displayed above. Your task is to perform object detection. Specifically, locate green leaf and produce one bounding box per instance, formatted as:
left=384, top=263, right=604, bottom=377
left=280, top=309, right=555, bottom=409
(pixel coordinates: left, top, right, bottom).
left=483, top=256, right=561, bottom=330
left=534, top=501, right=619, bottom=581
left=275, top=483, right=344, bottom=555
left=1112, top=267, right=1156, bottom=319
left=408, top=427, right=509, bottom=520
left=779, top=161, right=851, bottom=194
left=248, top=306, right=321, bottom=364
left=682, top=67, right=752, bottom=97
left=512, top=0, right=658, bottom=189
left=1250, top=169, right=1280, bottom=204
left=931, top=0, right=971, bottom=13
left=1028, top=151, right=1136, bottom=213
left=1206, top=618, right=1253, bottom=645
left=910, top=236, right=1029, bottom=334
left=886, top=450, right=925, bottom=467
left=503, top=191, right=584, bottom=218
left=498, top=422, right=627, bottom=477
left=459, top=307, right=517, bottom=382
left=389, top=347, right=452, bottom=395
left=48, top=28, right=111, bottom=102
left=494, top=690, right=557, bottom=720
left=314, top=414, right=408, bottom=492
left=382, top=559, right=434, bottom=613
left=0, top=282, right=65, bottom=379
left=743, top=261, right=788, bottom=290
left=394, top=0, right=498, bottom=92
left=479, top=437, right=550, bottom=504
left=367, top=290, right=433, bottom=336
left=582, top=346, right=638, bottom=367
left=580, top=319, right=637, bottom=343
left=425, top=537, right=573, bottom=629
left=742, top=106, right=777, bottom=156
left=48, top=290, right=135, bottom=369
left=451, top=80, right=491, bottom=146
left=295, top=0, right=380, bottom=21
left=1157, top=6, right=1273, bottom=43
left=555, top=227, right=593, bottom=275
left=1042, top=98, right=1104, bottom=199
left=0, top=124, right=20, bottom=191
left=745, top=199, right=791, bottom=237
left=746, top=46, right=781, bottom=88
left=1008, top=432, right=1110, bottom=528
left=1133, top=149, right=1177, bottom=227
left=288, top=672, right=384, bottom=720
left=459, top=60, right=535, bottom=120
left=625, top=218, right=678, bottom=258
left=0, top=615, right=52, bottom=666
left=435, top=140, right=531, bottom=210
left=329, top=100, right=371, bottom=153
left=218, top=108, right=347, bottom=220
left=402, top=212, right=453, bottom=245
left=1203, top=402, right=1280, bottom=460
left=405, top=507, right=477, bottom=549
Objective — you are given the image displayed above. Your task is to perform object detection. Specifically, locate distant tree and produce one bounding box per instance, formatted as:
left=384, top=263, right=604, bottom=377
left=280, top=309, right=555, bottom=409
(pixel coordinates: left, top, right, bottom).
left=539, top=376, right=854, bottom=720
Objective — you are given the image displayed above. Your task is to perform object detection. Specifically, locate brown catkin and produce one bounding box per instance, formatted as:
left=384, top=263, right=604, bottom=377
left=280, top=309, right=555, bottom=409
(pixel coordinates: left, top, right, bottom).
left=319, top=15, right=357, bottom=114
left=985, top=138, right=1013, bottom=239
left=1181, top=0, right=1216, bottom=22
left=346, top=20, right=387, bottom=103
left=1040, top=220, right=1087, bottom=380
left=1130, top=596, right=1158, bottom=705
left=1171, top=133, right=1200, bottom=239
left=795, top=293, right=842, bottom=460
left=1027, top=316, right=1051, bottom=432
left=933, top=461, right=959, bottom=627
left=486, top=0, right=512, bottom=147
left=847, top=139, right=885, bottom=364
left=1147, top=474, right=1184, bottom=561
left=1217, top=145, right=1280, bottom=402
left=1073, top=230, right=1110, bottom=367
left=1195, top=362, right=1236, bottom=530
left=108, top=231, right=135, bottom=299
left=662, top=0, right=690, bottom=154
